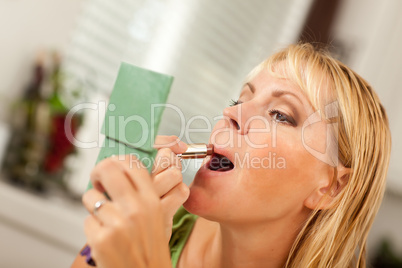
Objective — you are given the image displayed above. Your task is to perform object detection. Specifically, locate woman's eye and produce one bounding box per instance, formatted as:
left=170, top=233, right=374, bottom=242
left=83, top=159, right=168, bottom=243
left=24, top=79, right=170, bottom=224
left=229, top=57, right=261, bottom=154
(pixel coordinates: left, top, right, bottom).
left=268, top=109, right=295, bottom=126
left=229, top=99, right=241, bottom=107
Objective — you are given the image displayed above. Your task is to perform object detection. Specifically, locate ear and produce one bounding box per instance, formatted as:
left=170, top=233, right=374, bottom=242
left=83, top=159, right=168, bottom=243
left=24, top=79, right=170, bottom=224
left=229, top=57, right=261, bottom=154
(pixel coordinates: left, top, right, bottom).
left=304, top=163, right=351, bottom=210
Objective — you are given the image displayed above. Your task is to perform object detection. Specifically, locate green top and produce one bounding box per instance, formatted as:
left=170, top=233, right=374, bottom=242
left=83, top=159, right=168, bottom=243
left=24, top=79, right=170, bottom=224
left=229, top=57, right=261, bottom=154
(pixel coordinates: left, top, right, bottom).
left=169, top=207, right=198, bottom=267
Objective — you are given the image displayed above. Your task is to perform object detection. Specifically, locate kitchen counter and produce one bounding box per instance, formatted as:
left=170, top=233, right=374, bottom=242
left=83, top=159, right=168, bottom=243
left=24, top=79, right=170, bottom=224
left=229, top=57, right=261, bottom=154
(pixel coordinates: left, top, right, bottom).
left=0, top=179, right=87, bottom=267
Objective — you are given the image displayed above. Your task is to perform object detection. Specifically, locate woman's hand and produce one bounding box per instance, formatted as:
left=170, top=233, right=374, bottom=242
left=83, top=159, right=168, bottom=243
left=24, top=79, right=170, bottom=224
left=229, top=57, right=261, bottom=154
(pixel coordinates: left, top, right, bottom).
left=152, top=135, right=190, bottom=239
left=81, top=136, right=189, bottom=268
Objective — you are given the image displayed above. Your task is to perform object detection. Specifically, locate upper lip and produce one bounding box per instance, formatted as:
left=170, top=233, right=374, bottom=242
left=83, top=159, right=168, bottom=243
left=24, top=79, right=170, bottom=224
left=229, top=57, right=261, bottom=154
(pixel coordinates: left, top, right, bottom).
left=210, top=144, right=235, bottom=166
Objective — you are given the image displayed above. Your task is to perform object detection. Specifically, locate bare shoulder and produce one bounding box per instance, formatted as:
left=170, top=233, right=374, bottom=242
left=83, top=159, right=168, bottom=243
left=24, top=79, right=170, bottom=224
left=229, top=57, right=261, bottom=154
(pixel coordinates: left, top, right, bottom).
left=177, top=217, right=219, bottom=268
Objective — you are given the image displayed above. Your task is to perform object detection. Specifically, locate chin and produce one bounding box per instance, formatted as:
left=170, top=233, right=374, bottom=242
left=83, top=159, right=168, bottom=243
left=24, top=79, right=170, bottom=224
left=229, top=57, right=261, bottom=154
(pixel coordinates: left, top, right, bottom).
left=183, top=184, right=232, bottom=223
left=183, top=152, right=237, bottom=219
left=182, top=187, right=217, bottom=220
left=182, top=185, right=210, bottom=216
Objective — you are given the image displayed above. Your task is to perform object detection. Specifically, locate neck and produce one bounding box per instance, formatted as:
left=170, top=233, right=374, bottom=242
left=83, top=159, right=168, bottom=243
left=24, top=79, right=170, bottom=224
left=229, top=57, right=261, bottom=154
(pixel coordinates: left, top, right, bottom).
left=206, top=213, right=309, bottom=268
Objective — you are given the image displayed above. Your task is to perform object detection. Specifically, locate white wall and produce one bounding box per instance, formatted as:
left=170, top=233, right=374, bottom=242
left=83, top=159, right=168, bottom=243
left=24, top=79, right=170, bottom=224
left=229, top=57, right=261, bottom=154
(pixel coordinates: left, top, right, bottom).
left=0, top=0, right=84, bottom=122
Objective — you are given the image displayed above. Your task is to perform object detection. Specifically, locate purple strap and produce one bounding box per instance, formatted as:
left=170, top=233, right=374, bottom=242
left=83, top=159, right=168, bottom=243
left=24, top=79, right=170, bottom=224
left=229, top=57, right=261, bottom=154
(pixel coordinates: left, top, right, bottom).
left=80, top=245, right=96, bottom=266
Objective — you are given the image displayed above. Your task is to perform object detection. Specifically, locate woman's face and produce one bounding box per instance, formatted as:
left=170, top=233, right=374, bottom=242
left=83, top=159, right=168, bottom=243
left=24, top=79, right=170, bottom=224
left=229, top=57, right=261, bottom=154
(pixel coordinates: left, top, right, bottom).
left=184, top=68, right=335, bottom=225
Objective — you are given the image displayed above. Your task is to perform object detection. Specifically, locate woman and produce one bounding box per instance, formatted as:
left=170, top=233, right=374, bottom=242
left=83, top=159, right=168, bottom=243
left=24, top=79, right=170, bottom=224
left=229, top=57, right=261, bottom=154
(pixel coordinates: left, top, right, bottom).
left=72, top=43, right=391, bottom=268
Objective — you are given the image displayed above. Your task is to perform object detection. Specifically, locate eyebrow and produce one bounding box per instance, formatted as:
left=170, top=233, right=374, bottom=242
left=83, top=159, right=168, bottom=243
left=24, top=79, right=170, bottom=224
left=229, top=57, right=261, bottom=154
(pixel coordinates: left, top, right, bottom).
left=271, top=89, right=304, bottom=105
left=245, top=82, right=304, bottom=105
left=246, top=82, right=256, bottom=93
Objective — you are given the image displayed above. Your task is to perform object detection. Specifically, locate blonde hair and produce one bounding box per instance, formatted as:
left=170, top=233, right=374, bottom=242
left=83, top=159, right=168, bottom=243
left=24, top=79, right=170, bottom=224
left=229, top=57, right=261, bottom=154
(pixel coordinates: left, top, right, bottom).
left=252, top=43, right=392, bottom=267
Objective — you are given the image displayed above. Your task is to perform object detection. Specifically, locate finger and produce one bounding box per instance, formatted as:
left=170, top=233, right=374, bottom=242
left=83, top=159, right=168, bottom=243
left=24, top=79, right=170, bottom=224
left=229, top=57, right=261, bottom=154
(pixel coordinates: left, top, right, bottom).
left=151, top=148, right=182, bottom=176
left=84, top=215, right=102, bottom=245
left=113, top=155, right=156, bottom=196
left=103, top=155, right=160, bottom=199
left=153, top=135, right=188, bottom=154
left=160, top=182, right=190, bottom=218
left=82, top=188, right=106, bottom=215
left=82, top=189, right=122, bottom=225
left=152, top=165, right=183, bottom=197
left=90, top=158, right=138, bottom=201
left=83, top=215, right=110, bottom=265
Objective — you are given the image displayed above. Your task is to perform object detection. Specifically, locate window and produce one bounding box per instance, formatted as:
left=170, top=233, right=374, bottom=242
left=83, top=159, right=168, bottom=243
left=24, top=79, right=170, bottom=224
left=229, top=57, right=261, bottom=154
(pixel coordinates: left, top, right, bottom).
left=63, top=0, right=313, bottom=186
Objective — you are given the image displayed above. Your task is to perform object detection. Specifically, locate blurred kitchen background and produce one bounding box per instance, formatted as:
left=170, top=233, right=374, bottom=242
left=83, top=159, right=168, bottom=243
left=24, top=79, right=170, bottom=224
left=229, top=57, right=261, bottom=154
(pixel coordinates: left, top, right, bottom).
left=0, top=0, right=402, bottom=267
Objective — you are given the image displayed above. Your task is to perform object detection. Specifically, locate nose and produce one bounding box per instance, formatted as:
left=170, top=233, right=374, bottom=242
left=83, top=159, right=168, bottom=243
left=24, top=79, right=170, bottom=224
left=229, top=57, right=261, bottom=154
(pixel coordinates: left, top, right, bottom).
left=222, top=102, right=258, bottom=135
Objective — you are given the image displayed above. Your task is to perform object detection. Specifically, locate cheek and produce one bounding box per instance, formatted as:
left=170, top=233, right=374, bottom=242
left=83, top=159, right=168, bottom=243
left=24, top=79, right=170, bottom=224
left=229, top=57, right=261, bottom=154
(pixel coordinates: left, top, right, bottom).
left=302, top=122, right=327, bottom=154
left=273, top=128, right=327, bottom=184
left=299, top=119, right=337, bottom=167
left=238, top=131, right=324, bottom=212
left=243, top=118, right=272, bottom=147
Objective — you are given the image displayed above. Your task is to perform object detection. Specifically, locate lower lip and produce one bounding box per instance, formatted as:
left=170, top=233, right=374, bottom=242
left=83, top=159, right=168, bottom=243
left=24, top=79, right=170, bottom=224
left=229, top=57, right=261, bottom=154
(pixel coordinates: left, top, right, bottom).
left=195, top=162, right=235, bottom=178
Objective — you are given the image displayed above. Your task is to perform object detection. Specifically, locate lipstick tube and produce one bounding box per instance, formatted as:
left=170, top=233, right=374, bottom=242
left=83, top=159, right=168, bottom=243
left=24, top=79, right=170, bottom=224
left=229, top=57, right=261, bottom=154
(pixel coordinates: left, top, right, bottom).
left=177, top=143, right=214, bottom=159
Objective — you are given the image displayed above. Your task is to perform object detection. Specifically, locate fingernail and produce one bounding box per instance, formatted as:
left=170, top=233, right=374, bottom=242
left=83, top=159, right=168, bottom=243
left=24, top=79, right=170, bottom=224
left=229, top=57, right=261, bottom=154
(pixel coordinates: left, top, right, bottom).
left=177, top=139, right=188, bottom=150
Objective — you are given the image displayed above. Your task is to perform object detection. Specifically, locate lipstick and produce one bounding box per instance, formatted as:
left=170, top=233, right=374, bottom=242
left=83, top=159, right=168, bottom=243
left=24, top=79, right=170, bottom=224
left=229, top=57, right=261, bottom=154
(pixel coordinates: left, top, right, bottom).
left=177, top=143, right=214, bottom=159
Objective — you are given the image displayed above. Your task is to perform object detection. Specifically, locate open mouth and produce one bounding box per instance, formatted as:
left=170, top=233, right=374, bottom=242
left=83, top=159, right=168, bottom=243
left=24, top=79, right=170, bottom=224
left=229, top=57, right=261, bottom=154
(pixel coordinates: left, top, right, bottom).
left=207, top=153, right=234, bottom=172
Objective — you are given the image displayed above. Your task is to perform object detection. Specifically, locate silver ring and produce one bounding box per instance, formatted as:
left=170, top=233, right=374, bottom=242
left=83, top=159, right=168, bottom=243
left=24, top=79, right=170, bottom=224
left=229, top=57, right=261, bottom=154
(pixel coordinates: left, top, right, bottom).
left=93, top=199, right=107, bottom=216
